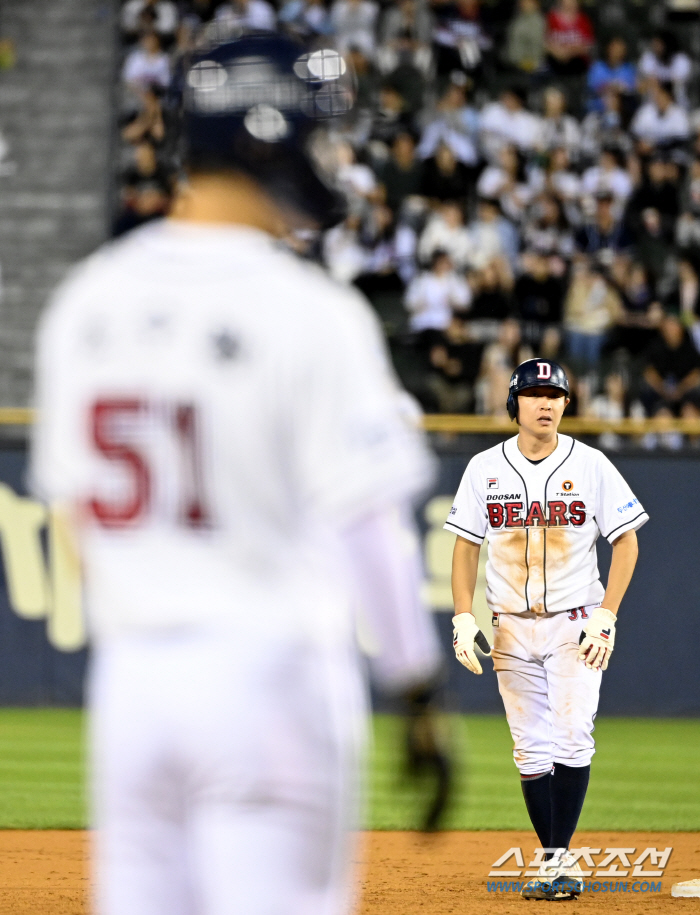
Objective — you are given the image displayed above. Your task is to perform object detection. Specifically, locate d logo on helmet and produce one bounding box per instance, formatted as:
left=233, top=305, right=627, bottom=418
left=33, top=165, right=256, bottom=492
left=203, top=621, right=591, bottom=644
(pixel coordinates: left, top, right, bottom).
left=536, top=362, right=552, bottom=380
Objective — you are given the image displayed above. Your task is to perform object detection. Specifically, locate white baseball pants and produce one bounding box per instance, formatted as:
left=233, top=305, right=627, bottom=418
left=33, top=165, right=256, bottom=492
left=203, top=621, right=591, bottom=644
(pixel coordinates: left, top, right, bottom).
left=88, top=630, right=368, bottom=915
left=491, top=607, right=602, bottom=775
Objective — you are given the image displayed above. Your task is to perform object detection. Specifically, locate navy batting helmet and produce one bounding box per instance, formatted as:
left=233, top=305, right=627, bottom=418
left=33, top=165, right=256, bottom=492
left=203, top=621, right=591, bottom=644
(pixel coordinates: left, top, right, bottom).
left=506, top=359, right=569, bottom=420
left=182, top=33, right=354, bottom=228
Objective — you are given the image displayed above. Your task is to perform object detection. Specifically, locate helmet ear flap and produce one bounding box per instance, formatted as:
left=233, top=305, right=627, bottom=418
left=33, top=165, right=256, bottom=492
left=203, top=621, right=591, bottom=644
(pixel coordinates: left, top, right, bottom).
left=506, top=392, right=518, bottom=421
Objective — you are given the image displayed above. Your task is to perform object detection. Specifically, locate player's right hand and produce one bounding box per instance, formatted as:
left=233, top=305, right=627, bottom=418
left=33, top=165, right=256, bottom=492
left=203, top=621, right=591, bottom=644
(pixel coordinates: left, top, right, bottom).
left=452, top=612, right=491, bottom=675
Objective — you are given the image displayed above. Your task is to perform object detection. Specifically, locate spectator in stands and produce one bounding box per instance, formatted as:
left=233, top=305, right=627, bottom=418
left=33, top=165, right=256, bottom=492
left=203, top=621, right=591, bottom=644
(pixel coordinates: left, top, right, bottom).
left=468, top=260, right=514, bottom=321
left=575, top=191, right=634, bottom=265
left=378, top=131, right=423, bottom=212
left=631, top=80, right=690, bottom=153
left=522, top=193, right=575, bottom=261
left=538, top=86, right=581, bottom=161
left=503, top=0, right=546, bottom=76
left=581, top=147, right=633, bottom=208
left=416, top=73, right=479, bottom=167
left=336, top=141, right=378, bottom=210
left=367, top=84, right=413, bottom=153
left=122, top=0, right=179, bottom=40
left=404, top=249, right=472, bottom=332
left=586, top=37, right=636, bottom=113
left=528, top=147, right=581, bottom=216
left=216, top=0, right=277, bottom=32
left=580, top=87, right=633, bottom=161
left=544, top=0, right=594, bottom=77
left=121, top=139, right=173, bottom=198
left=477, top=144, right=532, bottom=223
left=468, top=196, right=519, bottom=270
left=638, top=30, right=692, bottom=108
left=479, top=86, right=541, bottom=161
left=664, top=257, right=700, bottom=323
left=626, top=154, right=680, bottom=240
left=515, top=251, right=565, bottom=331
left=425, top=316, right=484, bottom=412
left=378, top=0, right=434, bottom=76
left=418, top=200, right=472, bottom=269
left=476, top=317, right=533, bottom=413
left=420, top=141, right=471, bottom=204
left=586, top=371, right=628, bottom=449
left=677, top=157, right=700, bottom=250
left=331, top=0, right=380, bottom=56
left=121, top=86, right=167, bottom=146
left=279, top=0, right=333, bottom=39
left=122, top=32, right=171, bottom=91
left=607, top=261, right=662, bottom=355
left=564, top=258, right=623, bottom=365
left=432, top=0, right=491, bottom=79
left=640, top=312, right=700, bottom=417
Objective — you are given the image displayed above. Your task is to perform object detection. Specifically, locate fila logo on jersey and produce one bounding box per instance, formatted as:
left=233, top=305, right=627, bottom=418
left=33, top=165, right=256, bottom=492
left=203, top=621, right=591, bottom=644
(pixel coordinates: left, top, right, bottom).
left=487, top=478, right=499, bottom=489
left=537, top=362, right=551, bottom=379
left=562, top=480, right=574, bottom=492
left=487, top=500, right=586, bottom=528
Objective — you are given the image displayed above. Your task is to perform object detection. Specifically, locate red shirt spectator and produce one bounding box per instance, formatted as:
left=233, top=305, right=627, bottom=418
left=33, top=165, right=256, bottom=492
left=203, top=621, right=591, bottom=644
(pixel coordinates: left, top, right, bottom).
left=546, top=0, right=594, bottom=76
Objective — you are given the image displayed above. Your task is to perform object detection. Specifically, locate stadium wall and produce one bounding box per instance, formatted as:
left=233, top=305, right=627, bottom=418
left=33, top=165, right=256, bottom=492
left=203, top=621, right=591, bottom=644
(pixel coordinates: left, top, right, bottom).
left=0, top=443, right=697, bottom=713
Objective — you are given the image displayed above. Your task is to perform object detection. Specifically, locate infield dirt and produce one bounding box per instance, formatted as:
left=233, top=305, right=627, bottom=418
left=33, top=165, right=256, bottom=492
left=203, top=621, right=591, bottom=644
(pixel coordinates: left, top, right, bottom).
left=0, top=830, right=697, bottom=914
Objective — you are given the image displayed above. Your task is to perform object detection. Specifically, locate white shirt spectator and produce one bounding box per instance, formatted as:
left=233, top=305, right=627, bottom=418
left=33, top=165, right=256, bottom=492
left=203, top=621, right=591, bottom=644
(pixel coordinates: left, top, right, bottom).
left=216, top=0, right=277, bottom=32
left=581, top=164, right=633, bottom=202
left=631, top=100, right=689, bottom=144
left=638, top=50, right=692, bottom=105
left=404, top=270, right=471, bottom=331
left=121, top=0, right=179, bottom=36
left=418, top=212, right=473, bottom=269
left=122, top=44, right=171, bottom=90
left=323, top=221, right=368, bottom=283
left=330, top=0, right=379, bottom=56
left=538, top=115, right=581, bottom=159
left=479, top=101, right=542, bottom=160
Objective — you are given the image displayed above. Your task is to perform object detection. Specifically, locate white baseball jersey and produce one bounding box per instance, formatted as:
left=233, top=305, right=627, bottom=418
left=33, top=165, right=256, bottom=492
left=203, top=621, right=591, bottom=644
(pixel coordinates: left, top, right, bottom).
left=444, top=434, right=648, bottom=615
left=31, top=220, right=434, bottom=647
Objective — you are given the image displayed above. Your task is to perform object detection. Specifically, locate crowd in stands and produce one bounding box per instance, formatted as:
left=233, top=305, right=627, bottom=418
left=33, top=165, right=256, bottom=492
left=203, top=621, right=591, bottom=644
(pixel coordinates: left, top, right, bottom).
left=114, top=0, right=700, bottom=447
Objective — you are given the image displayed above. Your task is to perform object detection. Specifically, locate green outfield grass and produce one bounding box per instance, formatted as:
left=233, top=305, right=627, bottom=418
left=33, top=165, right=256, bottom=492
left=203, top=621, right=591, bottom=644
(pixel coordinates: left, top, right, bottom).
left=0, top=710, right=697, bottom=830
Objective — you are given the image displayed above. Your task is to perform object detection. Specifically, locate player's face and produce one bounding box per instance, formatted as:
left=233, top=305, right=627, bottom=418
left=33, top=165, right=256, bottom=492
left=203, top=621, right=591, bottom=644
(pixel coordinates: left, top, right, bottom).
left=517, top=386, right=569, bottom=435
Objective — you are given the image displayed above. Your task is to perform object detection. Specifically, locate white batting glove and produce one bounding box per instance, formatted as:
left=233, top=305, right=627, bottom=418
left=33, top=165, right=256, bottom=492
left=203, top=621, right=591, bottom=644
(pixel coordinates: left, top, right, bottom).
left=578, top=607, right=617, bottom=671
left=452, top=612, right=491, bottom=675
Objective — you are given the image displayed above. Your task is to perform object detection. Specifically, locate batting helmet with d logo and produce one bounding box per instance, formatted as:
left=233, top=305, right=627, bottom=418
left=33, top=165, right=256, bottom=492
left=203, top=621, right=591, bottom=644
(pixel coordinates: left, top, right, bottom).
left=506, top=359, right=569, bottom=420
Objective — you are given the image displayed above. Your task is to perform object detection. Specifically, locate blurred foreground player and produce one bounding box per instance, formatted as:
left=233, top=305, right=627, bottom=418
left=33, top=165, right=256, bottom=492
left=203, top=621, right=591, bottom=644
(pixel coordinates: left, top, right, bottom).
left=31, top=34, right=445, bottom=915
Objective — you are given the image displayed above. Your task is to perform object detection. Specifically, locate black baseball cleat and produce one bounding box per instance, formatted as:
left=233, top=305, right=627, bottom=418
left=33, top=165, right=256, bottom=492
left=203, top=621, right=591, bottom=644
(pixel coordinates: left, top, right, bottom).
left=521, top=877, right=582, bottom=901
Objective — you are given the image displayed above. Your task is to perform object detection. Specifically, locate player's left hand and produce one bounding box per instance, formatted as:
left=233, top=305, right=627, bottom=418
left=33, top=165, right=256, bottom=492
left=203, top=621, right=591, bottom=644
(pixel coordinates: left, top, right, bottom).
left=452, top=612, right=491, bottom=675
left=578, top=606, right=617, bottom=670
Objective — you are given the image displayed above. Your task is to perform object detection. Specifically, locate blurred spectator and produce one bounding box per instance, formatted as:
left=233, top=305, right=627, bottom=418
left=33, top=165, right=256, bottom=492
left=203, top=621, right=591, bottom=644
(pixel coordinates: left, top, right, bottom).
left=404, top=250, right=472, bottom=332
left=468, top=197, right=519, bottom=270
left=336, top=142, right=379, bottom=209
left=121, top=139, right=173, bottom=198
left=607, top=260, right=662, bottom=355
left=630, top=80, right=690, bottom=152
left=575, top=192, right=634, bottom=264
left=420, top=141, right=471, bottom=203
left=480, top=86, right=542, bottom=161
left=581, top=148, right=633, bottom=207
left=378, top=132, right=423, bottom=211
left=545, top=0, right=594, bottom=77
left=279, top=0, right=333, bottom=39
left=626, top=155, right=680, bottom=240
left=515, top=252, right=565, bottom=330
left=640, top=312, right=700, bottom=418
left=378, top=0, right=434, bottom=75
left=528, top=147, right=581, bottom=216
left=587, top=37, right=636, bottom=113
left=416, top=73, right=479, bottom=166
left=432, top=0, right=491, bottom=79
left=538, top=86, right=581, bottom=161
left=664, top=257, right=700, bottom=323
left=503, top=0, right=546, bottom=75
left=477, top=144, right=532, bottom=223
left=425, top=317, right=484, bottom=411
left=580, top=87, right=633, bottom=160
left=122, top=0, right=179, bottom=40
left=564, top=259, right=623, bottom=365
left=638, top=30, right=692, bottom=108
left=677, top=157, right=700, bottom=249
left=331, top=0, right=380, bottom=55
left=367, top=84, right=413, bottom=152
left=121, top=87, right=167, bottom=146
left=476, top=318, right=533, bottom=413
left=586, top=371, right=627, bottom=449
left=522, top=194, right=575, bottom=260
left=468, top=260, right=514, bottom=320
left=323, top=214, right=368, bottom=283
left=418, top=200, right=472, bottom=268
left=122, top=32, right=171, bottom=91
left=216, top=0, right=277, bottom=31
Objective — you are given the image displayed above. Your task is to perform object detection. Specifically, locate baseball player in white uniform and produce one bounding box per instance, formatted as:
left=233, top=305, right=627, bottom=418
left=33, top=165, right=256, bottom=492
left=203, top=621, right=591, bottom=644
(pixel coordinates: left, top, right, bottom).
left=445, top=358, right=648, bottom=900
left=31, top=34, right=444, bottom=915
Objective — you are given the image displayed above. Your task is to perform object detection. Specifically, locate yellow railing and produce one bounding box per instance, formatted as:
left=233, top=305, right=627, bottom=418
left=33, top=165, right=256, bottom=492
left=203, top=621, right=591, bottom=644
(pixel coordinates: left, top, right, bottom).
left=1, top=408, right=700, bottom=437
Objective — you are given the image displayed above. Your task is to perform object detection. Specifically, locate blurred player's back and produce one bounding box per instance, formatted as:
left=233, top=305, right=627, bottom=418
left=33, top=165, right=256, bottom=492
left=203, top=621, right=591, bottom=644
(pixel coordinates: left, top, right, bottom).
left=34, top=219, right=429, bottom=644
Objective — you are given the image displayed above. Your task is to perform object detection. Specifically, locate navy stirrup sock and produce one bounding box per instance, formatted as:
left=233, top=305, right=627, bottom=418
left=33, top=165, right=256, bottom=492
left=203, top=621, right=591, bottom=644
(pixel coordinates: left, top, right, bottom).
left=520, top=770, right=552, bottom=850
left=549, top=762, right=590, bottom=851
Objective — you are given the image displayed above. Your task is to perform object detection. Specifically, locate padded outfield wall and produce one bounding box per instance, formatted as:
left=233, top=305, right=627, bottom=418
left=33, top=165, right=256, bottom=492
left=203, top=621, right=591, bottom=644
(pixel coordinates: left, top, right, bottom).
left=0, top=441, right=697, bottom=714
